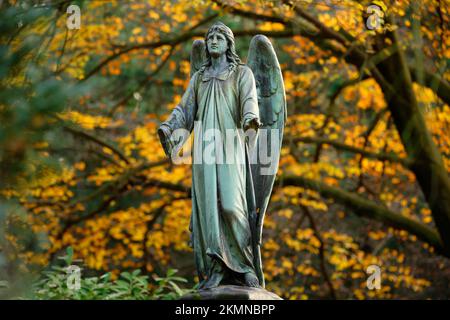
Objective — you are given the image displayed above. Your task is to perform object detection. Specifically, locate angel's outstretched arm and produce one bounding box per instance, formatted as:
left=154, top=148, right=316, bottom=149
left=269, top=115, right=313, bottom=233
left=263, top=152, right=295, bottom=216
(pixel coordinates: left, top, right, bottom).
left=158, top=72, right=199, bottom=157
left=239, top=66, right=261, bottom=132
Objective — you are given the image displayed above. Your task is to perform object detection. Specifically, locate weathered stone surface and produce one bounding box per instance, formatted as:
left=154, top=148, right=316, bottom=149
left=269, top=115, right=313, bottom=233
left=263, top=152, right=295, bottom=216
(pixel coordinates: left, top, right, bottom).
left=180, top=285, right=283, bottom=300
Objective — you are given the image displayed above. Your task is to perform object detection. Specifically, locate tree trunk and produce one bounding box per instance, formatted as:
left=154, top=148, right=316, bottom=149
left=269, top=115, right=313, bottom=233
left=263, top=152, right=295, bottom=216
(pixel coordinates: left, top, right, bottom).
left=373, top=26, right=450, bottom=256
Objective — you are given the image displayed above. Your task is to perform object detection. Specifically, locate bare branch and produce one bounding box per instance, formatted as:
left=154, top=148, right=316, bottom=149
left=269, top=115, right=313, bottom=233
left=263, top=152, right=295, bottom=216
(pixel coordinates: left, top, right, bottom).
left=62, top=124, right=130, bottom=165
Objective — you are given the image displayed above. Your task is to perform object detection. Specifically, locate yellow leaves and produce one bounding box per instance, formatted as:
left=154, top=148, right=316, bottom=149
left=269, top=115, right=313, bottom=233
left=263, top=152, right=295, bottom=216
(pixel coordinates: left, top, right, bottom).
left=342, top=78, right=386, bottom=111
left=344, top=165, right=361, bottom=177
left=258, top=22, right=285, bottom=32
left=263, top=238, right=280, bottom=251
left=130, top=243, right=144, bottom=259
left=283, top=235, right=304, bottom=252
left=285, top=286, right=307, bottom=300
left=296, top=228, right=314, bottom=240
left=368, top=230, right=387, bottom=240
left=179, top=60, right=190, bottom=75
left=173, top=12, right=188, bottom=23
left=88, top=166, right=118, bottom=185
left=7, top=0, right=446, bottom=299
left=284, top=37, right=325, bottom=66
left=422, top=216, right=433, bottom=224
left=148, top=11, right=160, bottom=20
left=279, top=183, right=328, bottom=212
left=118, top=124, right=167, bottom=163
left=379, top=192, right=394, bottom=202
left=60, top=111, right=117, bottom=130
left=295, top=264, right=320, bottom=277
left=285, top=113, right=325, bottom=137
left=280, top=228, right=321, bottom=254
left=145, top=198, right=192, bottom=260
left=160, top=23, right=171, bottom=33
left=413, top=83, right=438, bottom=109
left=353, top=289, right=365, bottom=300
left=421, top=207, right=431, bottom=216
left=281, top=257, right=293, bottom=270
left=132, top=27, right=142, bottom=35
left=278, top=208, right=293, bottom=219
left=263, top=215, right=276, bottom=229
left=299, top=198, right=328, bottom=211
left=284, top=162, right=344, bottom=182
left=318, top=13, right=340, bottom=32
left=172, top=78, right=185, bottom=87
left=282, top=71, right=321, bottom=98
left=361, top=158, right=384, bottom=174
left=74, top=162, right=86, bottom=171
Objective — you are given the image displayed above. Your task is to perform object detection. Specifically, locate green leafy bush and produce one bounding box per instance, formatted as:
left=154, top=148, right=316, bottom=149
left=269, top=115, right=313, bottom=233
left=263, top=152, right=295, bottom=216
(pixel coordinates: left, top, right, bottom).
left=32, top=247, right=195, bottom=300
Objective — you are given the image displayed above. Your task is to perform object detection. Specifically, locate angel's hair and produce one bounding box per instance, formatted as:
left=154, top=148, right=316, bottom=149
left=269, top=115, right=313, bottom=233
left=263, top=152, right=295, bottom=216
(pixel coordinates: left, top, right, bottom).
left=199, top=21, right=243, bottom=74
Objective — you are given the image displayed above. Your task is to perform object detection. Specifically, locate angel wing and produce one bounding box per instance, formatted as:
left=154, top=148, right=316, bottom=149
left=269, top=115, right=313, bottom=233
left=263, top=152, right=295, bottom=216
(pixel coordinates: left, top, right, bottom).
left=190, top=39, right=206, bottom=77
left=247, top=35, right=286, bottom=287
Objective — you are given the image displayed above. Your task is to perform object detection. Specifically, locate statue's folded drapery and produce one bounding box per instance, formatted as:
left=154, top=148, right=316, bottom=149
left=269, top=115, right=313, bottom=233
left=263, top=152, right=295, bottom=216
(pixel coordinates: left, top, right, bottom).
left=159, top=64, right=260, bottom=281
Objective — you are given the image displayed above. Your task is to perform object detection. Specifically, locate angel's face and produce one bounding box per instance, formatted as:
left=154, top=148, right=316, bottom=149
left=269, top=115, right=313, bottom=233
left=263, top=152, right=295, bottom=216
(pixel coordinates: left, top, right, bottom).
left=206, top=31, right=228, bottom=58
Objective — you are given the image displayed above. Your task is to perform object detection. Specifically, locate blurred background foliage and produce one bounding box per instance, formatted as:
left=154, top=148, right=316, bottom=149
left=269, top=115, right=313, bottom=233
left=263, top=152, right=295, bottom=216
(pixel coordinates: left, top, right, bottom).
left=0, top=0, right=449, bottom=299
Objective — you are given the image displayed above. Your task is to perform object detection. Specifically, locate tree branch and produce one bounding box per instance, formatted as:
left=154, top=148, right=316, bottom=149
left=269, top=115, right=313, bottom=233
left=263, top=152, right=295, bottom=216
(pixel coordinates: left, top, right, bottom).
left=82, top=13, right=219, bottom=80
left=280, top=175, right=445, bottom=255
left=62, top=124, right=130, bottom=165
left=288, top=136, right=412, bottom=168
left=300, top=204, right=337, bottom=299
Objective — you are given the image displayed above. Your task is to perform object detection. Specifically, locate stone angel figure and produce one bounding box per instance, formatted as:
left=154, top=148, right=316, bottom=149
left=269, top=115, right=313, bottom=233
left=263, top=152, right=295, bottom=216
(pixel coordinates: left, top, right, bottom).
left=158, top=22, right=286, bottom=290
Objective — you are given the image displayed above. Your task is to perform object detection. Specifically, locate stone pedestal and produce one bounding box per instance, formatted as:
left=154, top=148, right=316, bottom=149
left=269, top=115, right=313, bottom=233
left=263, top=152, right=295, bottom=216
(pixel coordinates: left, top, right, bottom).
left=181, top=285, right=282, bottom=300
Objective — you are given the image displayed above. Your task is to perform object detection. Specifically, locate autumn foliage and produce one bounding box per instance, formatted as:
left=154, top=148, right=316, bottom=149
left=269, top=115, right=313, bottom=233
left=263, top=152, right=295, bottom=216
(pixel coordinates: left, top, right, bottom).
left=0, top=0, right=449, bottom=299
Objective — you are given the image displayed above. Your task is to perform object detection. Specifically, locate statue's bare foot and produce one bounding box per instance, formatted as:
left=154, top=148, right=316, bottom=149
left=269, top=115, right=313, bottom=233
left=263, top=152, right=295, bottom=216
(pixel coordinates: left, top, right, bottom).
left=244, top=272, right=260, bottom=288
left=202, top=272, right=224, bottom=290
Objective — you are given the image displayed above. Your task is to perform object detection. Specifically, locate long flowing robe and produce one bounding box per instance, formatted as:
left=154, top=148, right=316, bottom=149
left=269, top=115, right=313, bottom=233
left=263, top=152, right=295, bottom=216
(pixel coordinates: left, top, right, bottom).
left=159, top=64, right=260, bottom=281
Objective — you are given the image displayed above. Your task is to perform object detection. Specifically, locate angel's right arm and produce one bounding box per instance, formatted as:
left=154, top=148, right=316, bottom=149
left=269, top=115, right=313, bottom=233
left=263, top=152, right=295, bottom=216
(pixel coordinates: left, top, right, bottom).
left=158, top=72, right=199, bottom=157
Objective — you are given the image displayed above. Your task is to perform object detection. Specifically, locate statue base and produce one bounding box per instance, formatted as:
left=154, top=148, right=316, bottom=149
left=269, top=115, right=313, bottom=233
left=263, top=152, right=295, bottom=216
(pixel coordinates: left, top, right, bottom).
left=181, top=285, right=282, bottom=300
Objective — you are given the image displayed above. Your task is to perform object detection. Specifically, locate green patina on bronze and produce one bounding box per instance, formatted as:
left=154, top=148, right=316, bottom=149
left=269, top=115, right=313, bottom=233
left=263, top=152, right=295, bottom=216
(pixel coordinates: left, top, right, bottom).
left=158, top=22, right=286, bottom=290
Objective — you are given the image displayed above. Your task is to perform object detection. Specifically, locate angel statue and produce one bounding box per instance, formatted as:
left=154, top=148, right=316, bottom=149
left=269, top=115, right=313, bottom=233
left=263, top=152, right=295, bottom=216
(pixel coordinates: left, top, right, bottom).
left=158, top=22, right=286, bottom=290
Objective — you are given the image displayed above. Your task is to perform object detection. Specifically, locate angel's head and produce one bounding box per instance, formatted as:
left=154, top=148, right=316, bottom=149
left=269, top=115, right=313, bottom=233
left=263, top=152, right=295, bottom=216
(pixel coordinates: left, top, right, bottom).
left=201, top=22, right=242, bottom=72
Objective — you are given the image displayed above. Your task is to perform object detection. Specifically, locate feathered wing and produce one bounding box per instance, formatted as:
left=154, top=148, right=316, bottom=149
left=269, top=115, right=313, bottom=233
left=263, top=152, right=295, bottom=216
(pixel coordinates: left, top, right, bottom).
left=247, top=35, right=286, bottom=287
left=190, top=39, right=206, bottom=77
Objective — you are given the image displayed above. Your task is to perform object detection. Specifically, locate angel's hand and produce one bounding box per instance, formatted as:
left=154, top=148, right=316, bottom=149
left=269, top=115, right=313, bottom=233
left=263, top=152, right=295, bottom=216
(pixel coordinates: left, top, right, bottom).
left=243, top=118, right=262, bottom=132
left=157, top=124, right=174, bottom=158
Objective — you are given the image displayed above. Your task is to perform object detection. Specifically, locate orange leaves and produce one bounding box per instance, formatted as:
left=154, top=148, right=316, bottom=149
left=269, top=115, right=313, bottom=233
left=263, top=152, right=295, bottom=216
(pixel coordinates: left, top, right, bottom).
left=258, top=22, right=285, bottom=31
left=318, top=13, right=341, bottom=32
left=74, top=162, right=86, bottom=171
left=342, top=78, right=386, bottom=111
left=283, top=37, right=326, bottom=66
left=285, top=113, right=326, bottom=137
left=4, top=0, right=448, bottom=300
left=172, top=78, right=186, bottom=87
left=179, top=60, right=190, bottom=75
